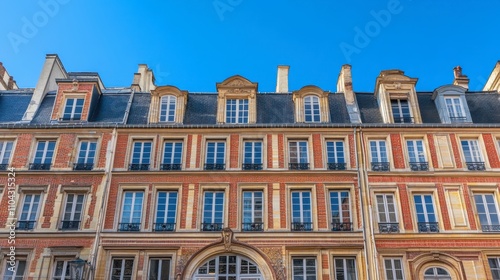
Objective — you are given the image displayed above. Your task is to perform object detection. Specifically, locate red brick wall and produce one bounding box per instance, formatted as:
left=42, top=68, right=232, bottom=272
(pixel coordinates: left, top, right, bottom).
left=266, top=135, right=273, bottom=168
left=53, top=134, right=76, bottom=168
left=113, top=134, right=129, bottom=168
left=185, top=135, right=193, bottom=169
left=483, top=133, right=500, bottom=168
left=436, top=184, right=451, bottom=230
left=390, top=134, right=405, bottom=169
left=397, top=183, right=413, bottom=230
left=316, top=183, right=327, bottom=229
left=462, top=184, right=477, bottom=230
left=427, top=134, right=439, bottom=168
left=229, top=182, right=238, bottom=228
left=267, top=183, right=274, bottom=229
left=97, top=132, right=112, bottom=169
left=349, top=134, right=356, bottom=168
left=230, top=134, right=239, bottom=169
left=278, top=134, right=284, bottom=168
left=51, top=83, right=95, bottom=121
left=449, top=134, right=463, bottom=168
left=12, top=133, right=32, bottom=168
left=312, top=134, right=323, bottom=169
left=195, top=135, right=202, bottom=168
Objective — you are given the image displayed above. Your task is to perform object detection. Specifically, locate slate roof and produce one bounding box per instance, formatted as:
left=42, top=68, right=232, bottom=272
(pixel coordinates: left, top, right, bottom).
left=90, top=91, right=131, bottom=123
left=31, top=92, right=56, bottom=124
left=355, top=93, right=383, bottom=123
left=416, top=92, right=441, bottom=123
left=127, top=92, right=151, bottom=125
left=256, top=94, right=295, bottom=124
left=466, top=92, right=500, bottom=123
left=0, top=90, right=33, bottom=123
left=184, top=94, right=218, bottom=125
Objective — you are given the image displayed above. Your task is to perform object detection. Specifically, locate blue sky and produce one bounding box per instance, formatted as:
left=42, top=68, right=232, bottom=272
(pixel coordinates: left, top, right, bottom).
left=1, top=0, right=499, bottom=92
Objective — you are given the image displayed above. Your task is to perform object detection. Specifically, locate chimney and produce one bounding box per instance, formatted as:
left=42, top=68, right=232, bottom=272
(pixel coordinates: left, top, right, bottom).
left=276, top=65, right=289, bottom=93
left=137, top=64, right=156, bottom=92
left=336, top=64, right=360, bottom=123
left=453, top=66, right=469, bottom=90
left=131, top=73, right=141, bottom=91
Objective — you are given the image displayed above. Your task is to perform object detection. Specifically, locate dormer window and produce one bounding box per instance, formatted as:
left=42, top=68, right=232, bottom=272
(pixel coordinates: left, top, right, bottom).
left=444, top=97, right=467, bottom=123
left=292, top=86, right=330, bottom=123
left=391, top=99, right=412, bottom=123
left=304, top=95, right=320, bottom=123
left=432, top=85, right=472, bottom=124
left=226, top=99, right=249, bottom=123
left=216, top=75, right=257, bottom=124
left=159, top=95, right=177, bottom=122
left=62, top=98, right=84, bottom=120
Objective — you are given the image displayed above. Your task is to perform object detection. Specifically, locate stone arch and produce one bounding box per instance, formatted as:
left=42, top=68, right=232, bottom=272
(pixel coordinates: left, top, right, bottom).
left=410, top=252, right=465, bottom=280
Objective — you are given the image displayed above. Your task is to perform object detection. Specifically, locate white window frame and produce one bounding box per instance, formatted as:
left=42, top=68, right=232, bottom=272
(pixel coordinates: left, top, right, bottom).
left=292, top=257, right=317, bottom=280
left=488, top=257, right=500, bottom=280
left=62, top=98, right=84, bottom=120
left=19, top=193, right=42, bottom=225
left=202, top=191, right=225, bottom=225
left=61, top=193, right=85, bottom=227
left=461, top=139, right=483, bottom=163
left=423, top=267, right=451, bottom=279
left=155, top=191, right=178, bottom=227
left=444, top=97, right=466, bottom=121
left=473, top=193, right=500, bottom=230
left=329, top=190, right=351, bottom=226
left=288, top=141, right=309, bottom=164
left=110, top=258, right=135, bottom=280
left=384, top=258, right=405, bottom=280
left=304, top=95, right=321, bottom=123
left=243, top=141, right=263, bottom=164
left=0, top=140, right=14, bottom=165
left=291, top=191, right=312, bottom=229
left=76, top=140, right=97, bottom=164
left=3, top=259, right=27, bottom=280
left=391, top=99, right=412, bottom=123
left=406, top=139, right=426, bottom=163
left=130, top=141, right=152, bottom=164
left=326, top=140, right=345, bottom=164
left=162, top=141, right=183, bottom=165
left=120, top=191, right=144, bottom=226
left=148, top=258, right=171, bottom=280
left=334, top=257, right=357, bottom=280
left=52, top=259, right=72, bottom=280
left=33, top=140, right=56, bottom=164
left=205, top=141, right=226, bottom=165
left=242, top=191, right=263, bottom=229
left=369, top=140, right=388, bottom=164
left=226, top=99, right=249, bottom=124
left=376, top=194, right=398, bottom=224
left=160, top=95, right=177, bottom=122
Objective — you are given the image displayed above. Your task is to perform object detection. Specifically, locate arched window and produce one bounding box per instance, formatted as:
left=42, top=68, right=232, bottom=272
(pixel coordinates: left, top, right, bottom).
left=424, top=267, right=451, bottom=280
left=193, top=255, right=263, bottom=280
left=304, top=95, right=320, bottom=123
left=160, top=95, right=177, bottom=122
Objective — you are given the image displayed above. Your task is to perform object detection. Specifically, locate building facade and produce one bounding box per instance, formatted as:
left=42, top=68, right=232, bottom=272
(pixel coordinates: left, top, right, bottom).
left=1, top=55, right=500, bottom=280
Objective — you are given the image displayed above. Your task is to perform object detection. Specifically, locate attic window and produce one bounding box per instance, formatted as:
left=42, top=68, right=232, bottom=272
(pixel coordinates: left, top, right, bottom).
left=226, top=99, right=249, bottom=123
left=391, top=99, right=413, bottom=123
left=62, top=98, right=84, bottom=120
left=304, top=95, right=320, bottom=123
left=159, top=95, right=177, bottom=122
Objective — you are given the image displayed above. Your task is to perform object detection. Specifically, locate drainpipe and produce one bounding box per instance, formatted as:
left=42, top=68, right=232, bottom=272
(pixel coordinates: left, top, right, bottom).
left=89, top=126, right=118, bottom=279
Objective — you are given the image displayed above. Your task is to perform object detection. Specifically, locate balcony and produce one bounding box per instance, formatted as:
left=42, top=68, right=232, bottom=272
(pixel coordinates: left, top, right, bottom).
left=0, top=164, right=8, bottom=170
left=204, top=163, right=225, bottom=171
left=242, top=163, right=263, bottom=170
left=331, top=222, right=353, bottom=232
left=29, top=163, right=51, bottom=170
left=73, top=163, right=93, bottom=171
left=417, top=222, right=439, bottom=233
left=289, top=163, right=310, bottom=170
left=153, top=223, right=176, bottom=232
left=201, top=223, right=224, bottom=231
left=481, top=224, right=500, bottom=232
left=16, top=221, right=36, bottom=230
left=409, top=162, right=429, bottom=171
left=242, top=222, right=264, bottom=232
left=371, top=162, right=390, bottom=172
left=378, top=223, right=399, bottom=233
left=160, top=163, right=182, bottom=171
left=291, top=222, right=313, bottom=231
left=60, top=220, right=80, bottom=230
left=393, top=116, right=414, bottom=124
left=59, top=116, right=81, bottom=121
left=449, top=116, right=468, bottom=123
left=118, top=223, right=141, bottom=231
left=327, top=162, right=346, bottom=170
left=128, top=163, right=150, bottom=171
left=465, top=162, right=486, bottom=171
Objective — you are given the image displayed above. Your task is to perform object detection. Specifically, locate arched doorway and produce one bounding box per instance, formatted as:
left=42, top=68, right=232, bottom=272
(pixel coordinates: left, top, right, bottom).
left=192, top=254, right=263, bottom=280
left=423, top=267, right=452, bottom=280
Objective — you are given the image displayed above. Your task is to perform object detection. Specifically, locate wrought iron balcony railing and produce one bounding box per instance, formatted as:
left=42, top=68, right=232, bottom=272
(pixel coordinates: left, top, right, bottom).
left=465, top=162, right=486, bottom=171
left=289, top=163, right=310, bottom=170
left=449, top=116, right=468, bottom=123
left=201, top=223, right=224, bottom=231
left=129, top=163, right=150, bottom=171
left=371, top=162, right=390, bottom=172
left=291, top=222, right=313, bottom=231
left=60, top=220, right=80, bottom=230
left=242, top=163, right=263, bottom=170
left=331, top=222, right=353, bottom=232
left=204, top=163, right=225, bottom=170
left=16, top=221, right=36, bottom=230
left=29, top=163, right=51, bottom=170
left=153, top=223, right=176, bottom=232
left=378, top=223, right=400, bottom=233
left=417, top=222, right=439, bottom=233
left=0, top=164, right=8, bottom=170
left=160, top=163, right=182, bottom=171
left=393, top=116, right=414, bottom=124
left=327, top=162, right=346, bottom=170
left=242, top=222, right=264, bottom=232
left=409, top=162, right=429, bottom=171
left=73, top=163, right=94, bottom=171
left=481, top=224, right=500, bottom=232
left=59, top=116, right=81, bottom=121
left=118, top=223, right=141, bottom=231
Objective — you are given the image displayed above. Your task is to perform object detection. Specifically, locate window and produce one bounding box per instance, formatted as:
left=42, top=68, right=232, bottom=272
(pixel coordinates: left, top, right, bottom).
left=334, top=258, right=357, bottom=280
left=289, top=141, right=309, bottom=170
left=384, top=258, right=404, bottom=280
left=330, top=191, right=352, bottom=231
left=326, top=141, right=346, bottom=170
left=17, top=193, right=41, bottom=230
left=160, top=95, right=177, bottom=122
left=30, top=140, right=56, bottom=170
left=473, top=194, right=500, bottom=232
left=391, top=99, right=412, bottom=123
left=202, top=191, right=224, bottom=231
left=488, top=257, right=500, bottom=280
left=226, top=99, right=248, bottom=123
left=407, top=140, right=428, bottom=171
left=62, top=98, right=84, bottom=120
left=119, top=191, right=144, bottom=231
left=111, top=258, right=134, bottom=280
left=154, top=191, right=178, bottom=231
left=52, top=260, right=71, bottom=280
left=445, top=97, right=466, bottom=122
left=74, top=141, right=96, bottom=170
left=461, top=140, right=485, bottom=170
left=423, top=267, right=451, bottom=280
left=242, top=191, right=263, bottom=231
left=243, top=141, right=262, bottom=170
left=205, top=141, right=225, bottom=170
left=129, top=141, right=152, bottom=171
left=3, top=259, right=26, bottom=280
left=413, top=194, right=438, bottom=233
left=161, top=141, right=183, bottom=170
left=0, top=140, right=13, bottom=170
left=376, top=194, right=399, bottom=233
left=194, top=255, right=262, bottom=279
left=304, top=95, right=320, bottom=123
left=291, top=191, right=312, bottom=231
left=149, top=258, right=171, bottom=280
left=292, top=257, right=316, bottom=280
left=369, top=140, right=389, bottom=171
left=60, top=194, right=84, bottom=230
